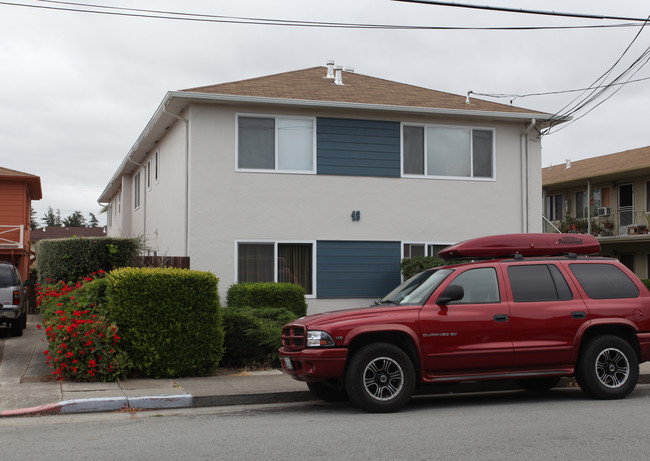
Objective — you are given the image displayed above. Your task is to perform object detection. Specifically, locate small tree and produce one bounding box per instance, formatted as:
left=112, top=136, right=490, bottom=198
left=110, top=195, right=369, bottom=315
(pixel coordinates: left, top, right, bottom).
left=63, top=210, right=87, bottom=227
left=88, top=213, right=99, bottom=228
left=41, top=207, right=62, bottom=227
left=30, top=207, right=39, bottom=230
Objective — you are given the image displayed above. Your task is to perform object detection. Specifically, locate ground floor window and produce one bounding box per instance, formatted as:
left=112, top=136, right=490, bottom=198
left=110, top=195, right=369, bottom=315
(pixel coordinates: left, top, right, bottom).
left=403, top=243, right=448, bottom=259
left=237, top=241, right=313, bottom=295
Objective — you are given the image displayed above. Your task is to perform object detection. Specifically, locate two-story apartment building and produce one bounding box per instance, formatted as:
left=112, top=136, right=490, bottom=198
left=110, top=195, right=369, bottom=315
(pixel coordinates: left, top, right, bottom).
left=543, top=146, right=650, bottom=278
left=99, top=64, right=553, bottom=313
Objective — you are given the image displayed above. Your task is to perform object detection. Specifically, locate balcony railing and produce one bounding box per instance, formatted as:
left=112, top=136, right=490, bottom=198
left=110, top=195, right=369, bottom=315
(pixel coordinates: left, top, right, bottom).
left=543, top=211, right=650, bottom=237
left=0, top=225, right=25, bottom=249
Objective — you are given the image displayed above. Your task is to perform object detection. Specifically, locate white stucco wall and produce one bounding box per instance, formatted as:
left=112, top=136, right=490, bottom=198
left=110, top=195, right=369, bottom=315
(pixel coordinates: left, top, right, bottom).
left=179, top=103, right=542, bottom=312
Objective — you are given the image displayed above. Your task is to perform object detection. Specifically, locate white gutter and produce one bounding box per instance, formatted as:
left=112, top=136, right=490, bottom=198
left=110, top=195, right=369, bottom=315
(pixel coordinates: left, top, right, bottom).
left=521, top=119, right=537, bottom=232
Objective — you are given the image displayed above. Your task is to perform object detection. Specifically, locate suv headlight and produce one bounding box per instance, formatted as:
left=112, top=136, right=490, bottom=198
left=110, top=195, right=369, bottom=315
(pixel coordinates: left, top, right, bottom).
left=306, top=330, right=336, bottom=347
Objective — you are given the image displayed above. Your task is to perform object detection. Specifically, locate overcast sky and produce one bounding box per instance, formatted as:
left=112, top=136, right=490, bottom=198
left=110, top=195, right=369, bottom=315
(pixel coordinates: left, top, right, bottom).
left=2, top=0, right=649, bottom=226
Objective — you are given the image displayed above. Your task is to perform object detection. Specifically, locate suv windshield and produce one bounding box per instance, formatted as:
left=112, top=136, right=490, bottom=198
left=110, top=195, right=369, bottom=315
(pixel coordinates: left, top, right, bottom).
left=379, top=268, right=453, bottom=306
left=0, top=265, right=15, bottom=288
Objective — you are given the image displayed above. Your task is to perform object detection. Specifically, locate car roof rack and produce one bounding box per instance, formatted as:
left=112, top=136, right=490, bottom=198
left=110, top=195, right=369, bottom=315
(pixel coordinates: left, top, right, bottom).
left=438, top=233, right=600, bottom=260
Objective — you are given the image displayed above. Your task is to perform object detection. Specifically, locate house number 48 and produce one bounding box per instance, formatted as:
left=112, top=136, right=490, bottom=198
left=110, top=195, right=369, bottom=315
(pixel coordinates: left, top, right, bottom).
left=351, top=210, right=361, bottom=222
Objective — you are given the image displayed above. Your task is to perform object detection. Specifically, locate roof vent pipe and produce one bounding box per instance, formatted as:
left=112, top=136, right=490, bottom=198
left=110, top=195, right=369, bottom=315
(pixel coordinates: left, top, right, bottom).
left=325, top=60, right=335, bottom=79
left=334, top=65, right=344, bottom=85
left=565, top=159, right=571, bottom=169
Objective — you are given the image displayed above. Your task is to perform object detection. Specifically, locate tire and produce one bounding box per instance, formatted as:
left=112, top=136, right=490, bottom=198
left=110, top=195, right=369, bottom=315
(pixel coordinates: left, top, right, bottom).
left=516, top=377, right=561, bottom=392
left=344, top=343, right=415, bottom=413
left=10, top=314, right=24, bottom=337
left=575, top=335, right=639, bottom=400
left=307, top=380, right=348, bottom=402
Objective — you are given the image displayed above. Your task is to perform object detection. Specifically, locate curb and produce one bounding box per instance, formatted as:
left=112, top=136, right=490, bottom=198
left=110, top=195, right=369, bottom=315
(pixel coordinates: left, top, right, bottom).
left=0, top=394, right=193, bottom=417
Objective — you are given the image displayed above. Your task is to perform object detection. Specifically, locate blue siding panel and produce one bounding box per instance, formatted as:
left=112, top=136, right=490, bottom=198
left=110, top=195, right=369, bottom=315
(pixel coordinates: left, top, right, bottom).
left=317, top=118, right=401, bottom=177
left=317, top=241, right=401, bottom=298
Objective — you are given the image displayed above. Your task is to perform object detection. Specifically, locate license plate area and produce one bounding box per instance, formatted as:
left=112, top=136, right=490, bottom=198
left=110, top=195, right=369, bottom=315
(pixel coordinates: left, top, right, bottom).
left=283, top=357, right=294, bottom=370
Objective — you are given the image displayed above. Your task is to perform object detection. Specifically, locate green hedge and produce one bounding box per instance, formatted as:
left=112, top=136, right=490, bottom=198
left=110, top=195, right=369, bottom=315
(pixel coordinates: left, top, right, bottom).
left=106, top=267, right=224, bottom=378
left=226, top=282, right=307, bottom=317
left=400, top=256, right=446, bottom=280
left=221, top=307, right=296, bottom=368
left=642, top=279, right=650, bottom=290
left=36, top=237, right=141, bottom=283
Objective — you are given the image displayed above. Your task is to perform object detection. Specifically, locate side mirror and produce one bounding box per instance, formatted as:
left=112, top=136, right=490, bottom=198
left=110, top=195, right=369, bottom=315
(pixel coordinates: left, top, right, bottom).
left=437, top=285, right=464, bottom=306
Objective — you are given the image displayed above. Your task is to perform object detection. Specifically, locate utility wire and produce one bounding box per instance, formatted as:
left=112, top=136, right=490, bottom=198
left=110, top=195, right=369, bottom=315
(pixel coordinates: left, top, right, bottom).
left=394, top=0, right=650, bottom=23
left=0, top=0, right=640, bottom=30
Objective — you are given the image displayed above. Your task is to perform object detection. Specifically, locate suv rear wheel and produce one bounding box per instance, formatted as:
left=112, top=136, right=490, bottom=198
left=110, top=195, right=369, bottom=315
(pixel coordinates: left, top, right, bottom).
left=576, top=335, right=639, bottom=399
left=345, top=343, right=415, bottom=413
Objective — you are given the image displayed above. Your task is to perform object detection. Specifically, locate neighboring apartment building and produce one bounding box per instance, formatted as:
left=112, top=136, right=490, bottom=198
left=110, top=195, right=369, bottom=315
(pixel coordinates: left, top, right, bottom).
left=542, top=146, right=650, bottom=278
left=0, top=167, right=42, bottom=281
left=99, top=63, right=552, bottom=313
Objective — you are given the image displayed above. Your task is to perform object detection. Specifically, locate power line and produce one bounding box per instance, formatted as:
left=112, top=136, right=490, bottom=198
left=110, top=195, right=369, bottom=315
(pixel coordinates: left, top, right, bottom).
left=394, top=0, right=650, bottom=23
left=0, top=0, right=640, bottom=30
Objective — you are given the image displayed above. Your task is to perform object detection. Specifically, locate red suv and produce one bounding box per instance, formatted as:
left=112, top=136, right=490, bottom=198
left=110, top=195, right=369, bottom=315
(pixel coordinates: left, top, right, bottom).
left=279, top=234, right=650, bottom=412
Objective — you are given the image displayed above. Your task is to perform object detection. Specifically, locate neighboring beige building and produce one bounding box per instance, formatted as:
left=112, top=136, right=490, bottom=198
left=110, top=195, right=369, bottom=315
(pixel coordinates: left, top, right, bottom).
left=543, top=146, right=650, bottom=278
left=99, top=64, right=554, bottom=313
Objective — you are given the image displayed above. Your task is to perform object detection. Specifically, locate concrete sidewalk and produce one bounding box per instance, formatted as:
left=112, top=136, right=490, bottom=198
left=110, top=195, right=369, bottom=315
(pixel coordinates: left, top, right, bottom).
left=0, top=316, right=312, bottom=417
left=1, top=315, right=649, bottom=417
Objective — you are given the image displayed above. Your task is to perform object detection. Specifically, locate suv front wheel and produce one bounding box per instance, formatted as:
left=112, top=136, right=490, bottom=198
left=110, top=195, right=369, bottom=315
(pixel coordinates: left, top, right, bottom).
left=576, top=335, right=639, bottom=400
left=345, top=343, right=415, bottom=413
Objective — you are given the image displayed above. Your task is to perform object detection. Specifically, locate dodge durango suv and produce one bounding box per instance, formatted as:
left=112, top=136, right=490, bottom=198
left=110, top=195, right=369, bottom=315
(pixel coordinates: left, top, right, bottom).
left=279, top=234, right=650, bottom=412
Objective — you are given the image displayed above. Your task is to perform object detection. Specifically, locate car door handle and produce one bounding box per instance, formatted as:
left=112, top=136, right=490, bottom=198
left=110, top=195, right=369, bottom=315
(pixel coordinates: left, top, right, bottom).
left=571, top=311, right=587, bottom=319
left=493, top=314, right=509, bottom=322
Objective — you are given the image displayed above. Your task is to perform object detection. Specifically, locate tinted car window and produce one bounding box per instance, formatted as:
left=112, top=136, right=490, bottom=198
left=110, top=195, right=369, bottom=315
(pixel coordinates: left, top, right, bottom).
left=0, top=265, right=15, bottom=287
left=449, top=267, right=500, bottom=304
left=569, top=263, right=639, bottom=299
left=508, top=264, right=573, bottom=302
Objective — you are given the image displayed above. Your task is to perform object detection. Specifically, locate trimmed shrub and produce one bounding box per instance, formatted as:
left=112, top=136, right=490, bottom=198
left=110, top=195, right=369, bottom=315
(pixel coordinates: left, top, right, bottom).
left=400, top=256, right=446, bottom=280
left=226, top=282, right=307, bottom=317
left=106, top=267, right=224, bottom=378
left=221, top=307, right=297, bottom=368
left=642, top=279, right=650, bottom=291
left=36, top=237, right=141, bottom=283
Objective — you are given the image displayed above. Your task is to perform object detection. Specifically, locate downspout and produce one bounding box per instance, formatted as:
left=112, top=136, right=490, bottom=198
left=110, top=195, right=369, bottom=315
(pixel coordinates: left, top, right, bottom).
left=163, top=106, right=189, bottom=257
left=127, top=158, right=147, bottom=248
left=587, top=180, right=591, bottom=235
left=521, top=119, right=536, bottom=233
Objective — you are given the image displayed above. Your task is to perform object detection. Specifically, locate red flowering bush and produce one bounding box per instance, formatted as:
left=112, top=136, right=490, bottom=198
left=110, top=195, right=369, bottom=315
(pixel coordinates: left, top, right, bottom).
left=38, top=271, right=130, bottom=382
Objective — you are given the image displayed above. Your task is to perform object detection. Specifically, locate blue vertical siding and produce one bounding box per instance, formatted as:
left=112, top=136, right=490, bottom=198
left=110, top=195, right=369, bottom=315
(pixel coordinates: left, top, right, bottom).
left=317, top=241, right=402, bottom=298
left=317, top=118, right=401, bottom=177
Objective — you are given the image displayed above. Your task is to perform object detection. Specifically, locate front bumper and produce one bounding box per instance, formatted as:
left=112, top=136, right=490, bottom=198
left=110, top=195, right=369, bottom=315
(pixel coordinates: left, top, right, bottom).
left=278, top=347, right=348, bottom=382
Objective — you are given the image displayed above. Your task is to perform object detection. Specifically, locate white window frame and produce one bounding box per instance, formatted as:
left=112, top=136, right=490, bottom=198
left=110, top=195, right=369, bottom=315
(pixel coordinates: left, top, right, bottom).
left=401, top=122, right=496, bottom=181
left=235, top=113, right=317, bottom=174
left=234, top=240, right=317, bottom=298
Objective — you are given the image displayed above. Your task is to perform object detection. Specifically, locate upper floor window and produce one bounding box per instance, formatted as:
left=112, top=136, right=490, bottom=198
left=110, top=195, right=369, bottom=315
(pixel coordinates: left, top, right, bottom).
left=134, top=172, right=141, bottom=209
left=237, top=115, right=315, bottom=173
left=576, top=187, right=610, bottom=218
left=402, top=124, right=494, bottom=179
left=147, top=160, right=152, bottom=190
left=154, top=151, right=160, bottom=182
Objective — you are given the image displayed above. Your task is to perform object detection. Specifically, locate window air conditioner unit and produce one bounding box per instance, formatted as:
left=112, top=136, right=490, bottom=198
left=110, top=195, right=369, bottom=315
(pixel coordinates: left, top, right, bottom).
left=598, top=207, right=610, bottom=216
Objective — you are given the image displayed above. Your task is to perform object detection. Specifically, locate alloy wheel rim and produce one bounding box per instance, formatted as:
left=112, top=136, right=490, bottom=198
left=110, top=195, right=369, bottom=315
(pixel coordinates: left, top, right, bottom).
left=362, top=356, right=404, bottom=401
left=595, top=347, right=629, bottom=389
